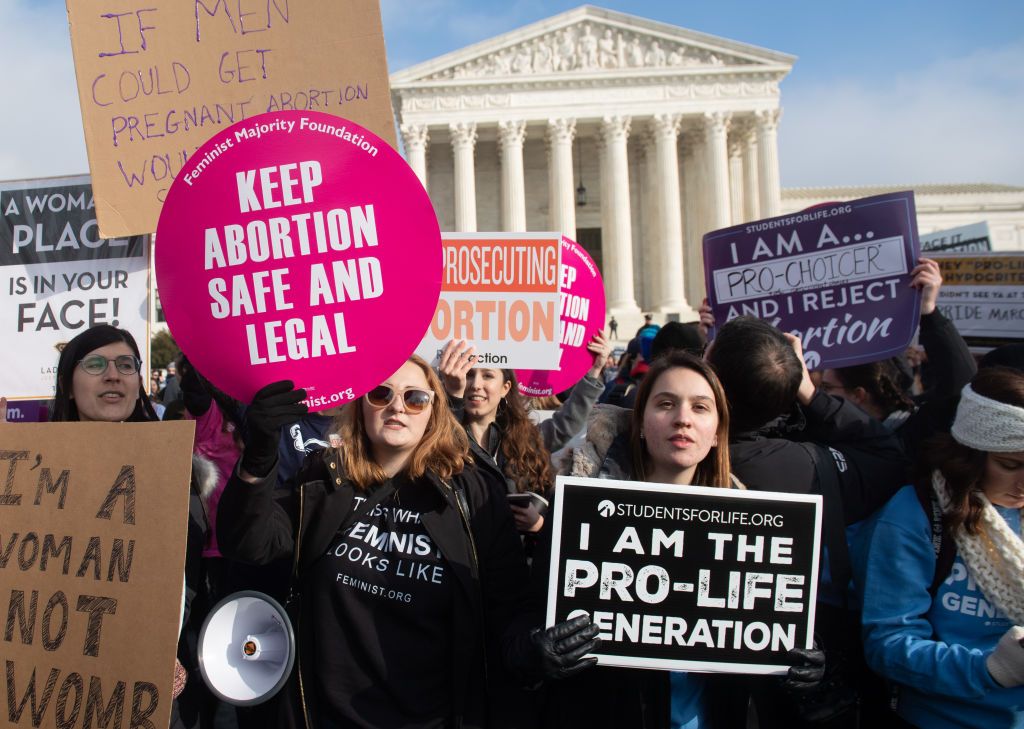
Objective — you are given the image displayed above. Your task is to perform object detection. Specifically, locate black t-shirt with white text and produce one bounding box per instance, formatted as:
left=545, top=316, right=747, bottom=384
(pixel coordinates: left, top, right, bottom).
left=310, top=477, right=454, bottom=728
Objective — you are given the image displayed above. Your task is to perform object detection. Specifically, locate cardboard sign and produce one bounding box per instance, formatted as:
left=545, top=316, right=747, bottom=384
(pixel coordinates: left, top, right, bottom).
left=65, top=0, right=396, bottom=238
left=920, top=221, right=992, bottom=253
left=547, top=476, right=822, bottom=674
left=0, top=176, right=150, bottom=400
left=155, top=110, right=442, bottom=411
left=933, top=252, right=1024, bottom=346
left=416, top=233, right=563, bottom=369
left=703, top=192, right=921, bottom=370
left=0, top=420, right=194, bottom=729
left=516, top=237, right=606, bottom=397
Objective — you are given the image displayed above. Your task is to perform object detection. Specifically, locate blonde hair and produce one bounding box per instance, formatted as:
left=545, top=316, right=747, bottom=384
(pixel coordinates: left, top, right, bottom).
left=335, top=356, right=470, bottom=489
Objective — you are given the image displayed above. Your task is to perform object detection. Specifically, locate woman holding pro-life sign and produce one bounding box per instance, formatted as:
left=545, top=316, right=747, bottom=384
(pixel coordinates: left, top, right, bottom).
left=544, top=351, right=824, bottom=729
left=859, top=367, right=1024, bottom=729
left=46, top=324, right=217, bottom=729
left=438, top=333, right=611, bottom=538
left=216, top=355, right=601, bottom=729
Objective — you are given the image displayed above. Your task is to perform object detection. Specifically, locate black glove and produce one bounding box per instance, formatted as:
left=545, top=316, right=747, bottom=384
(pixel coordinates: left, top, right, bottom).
left=529, top=614, right=601, bottom=680
left=180, top=363, right=212, bottom=417
left=241, top=381, right=307, bottom=479
left=782, top=645, right=826, bottom=693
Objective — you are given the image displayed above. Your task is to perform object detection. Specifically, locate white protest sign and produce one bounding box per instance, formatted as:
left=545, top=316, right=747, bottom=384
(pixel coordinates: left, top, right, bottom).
left=920, top=221, right=992, bottom=253
left=0, top=176, right=150, bottom=400
left=416, top=233, right=563, bottom=369
left=934, top=252, right=1024, bottom=344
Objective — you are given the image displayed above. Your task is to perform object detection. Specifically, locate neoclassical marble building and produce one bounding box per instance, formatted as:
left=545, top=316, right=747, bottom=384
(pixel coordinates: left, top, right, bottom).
left=386, top=6, right=1024, bottom=337
left=391, top=6, right=794, bottom=330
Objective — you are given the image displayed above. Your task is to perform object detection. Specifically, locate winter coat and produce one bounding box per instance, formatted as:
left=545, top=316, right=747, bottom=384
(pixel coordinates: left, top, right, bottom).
left=859, top=485, right=1024, bottom=728
left=216, top=449, right=541, bottom=729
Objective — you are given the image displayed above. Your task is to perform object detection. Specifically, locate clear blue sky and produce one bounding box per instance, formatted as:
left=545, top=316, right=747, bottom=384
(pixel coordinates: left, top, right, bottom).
left=4, top=0, right=1023, bottom=187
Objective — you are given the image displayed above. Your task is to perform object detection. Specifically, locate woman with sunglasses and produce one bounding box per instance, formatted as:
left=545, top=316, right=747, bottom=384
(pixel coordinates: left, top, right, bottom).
left=439, top=333, right=611, bottom=536
left=217, top=355, right=601, bottom=729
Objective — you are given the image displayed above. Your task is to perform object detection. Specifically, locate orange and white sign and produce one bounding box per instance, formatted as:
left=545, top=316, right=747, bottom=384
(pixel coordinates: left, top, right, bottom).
left=416, top=233, right=562, bottom=369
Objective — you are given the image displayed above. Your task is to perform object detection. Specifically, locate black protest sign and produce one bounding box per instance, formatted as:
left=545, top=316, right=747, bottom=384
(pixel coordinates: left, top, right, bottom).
left=0, top=178, right=146, bottom=267
left=1, top=421, right=193, bottom=729
left=547, top=476, right=822, bottom=674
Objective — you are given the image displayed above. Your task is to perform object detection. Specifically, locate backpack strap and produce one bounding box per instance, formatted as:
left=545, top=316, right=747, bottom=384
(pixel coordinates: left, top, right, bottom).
left=798, top=443, right=852, bottom=601
left=912, top=480, right=957, bottom=596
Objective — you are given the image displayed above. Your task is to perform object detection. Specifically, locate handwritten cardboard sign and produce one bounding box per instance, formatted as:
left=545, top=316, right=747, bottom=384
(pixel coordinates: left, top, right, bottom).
left=0, top=420, right=194, bottom=729
left=933, top=252, right=1024, bottom=346
left=516, top=237, right=606, bottom=397
left=155, top=110, right=442, bottom=411
left=703, top=192, right=921, bottom=370
left=0, top=176, right=150, bottom=400
left=416, top=233, right=563, bottom=370
left=547, top=476, right=822, bottom=674
left=66, top=0, right=396, bottom=238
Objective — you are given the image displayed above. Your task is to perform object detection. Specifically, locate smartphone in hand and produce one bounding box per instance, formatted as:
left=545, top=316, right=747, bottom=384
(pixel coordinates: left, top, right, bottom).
left=506, top=491, right=549, bottom=515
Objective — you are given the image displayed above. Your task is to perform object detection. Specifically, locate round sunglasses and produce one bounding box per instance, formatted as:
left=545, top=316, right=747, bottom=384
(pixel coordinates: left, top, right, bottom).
left=365, top=385, right=434, bottom=414
left=77, top=354, right=142, bottom=376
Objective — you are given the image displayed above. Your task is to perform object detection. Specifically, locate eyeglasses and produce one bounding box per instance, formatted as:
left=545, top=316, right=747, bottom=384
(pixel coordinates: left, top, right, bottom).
left=365, top=385, right=434, bottom=414
left=77, top=354, right=142, bottom=376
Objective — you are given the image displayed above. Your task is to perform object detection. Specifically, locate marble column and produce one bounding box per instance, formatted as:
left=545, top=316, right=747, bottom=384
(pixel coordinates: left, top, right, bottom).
left=599, top=115, right=640, bottom=316
left=728, top=136, right=744, bottom=226
left=680, top=130, right=707, bottom=306
left=400, top=124, right=429, bottom=189
left=640, top=129, right=661, bottom=312
left=652, top=113, right=690, bottom=314
left=742, top=128, right=760, bottom=222
left=547, top=118, right=577, bottom=238
left=703, top=111, right=732, bottom=232
left=450, top=122, right=478, bottom=232
left=498, top=120, right=527, bottom=231
left=756, top=109, right=782, bottom=218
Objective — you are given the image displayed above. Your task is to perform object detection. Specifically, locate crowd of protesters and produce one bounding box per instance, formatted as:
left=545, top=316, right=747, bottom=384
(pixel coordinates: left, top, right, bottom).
left=2, top=253, right=1024, bottom=729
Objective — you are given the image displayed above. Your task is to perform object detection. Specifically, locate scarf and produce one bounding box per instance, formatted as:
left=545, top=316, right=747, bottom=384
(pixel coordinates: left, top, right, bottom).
left=932, top=470, right=1024, bottom=625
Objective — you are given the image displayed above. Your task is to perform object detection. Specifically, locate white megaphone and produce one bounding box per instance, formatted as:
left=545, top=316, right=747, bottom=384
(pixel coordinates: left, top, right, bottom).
left=198, top=591, right=296, bottom=705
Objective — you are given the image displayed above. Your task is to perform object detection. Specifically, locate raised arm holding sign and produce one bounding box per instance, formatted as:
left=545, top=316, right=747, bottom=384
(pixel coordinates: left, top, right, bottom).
left=702, top=191, right=922, bottom=370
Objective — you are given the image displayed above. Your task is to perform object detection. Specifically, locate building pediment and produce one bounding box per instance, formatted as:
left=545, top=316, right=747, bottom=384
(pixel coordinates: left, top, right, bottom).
left=390, top=5, right=795, bottom=87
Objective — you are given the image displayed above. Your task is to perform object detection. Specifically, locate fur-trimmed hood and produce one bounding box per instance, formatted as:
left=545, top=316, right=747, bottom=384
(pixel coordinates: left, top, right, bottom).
left=560, top=403, right=745, bottom=489
left=191, top=453, right=219, bottom=505
left=560, top=404, right=633, bottom=479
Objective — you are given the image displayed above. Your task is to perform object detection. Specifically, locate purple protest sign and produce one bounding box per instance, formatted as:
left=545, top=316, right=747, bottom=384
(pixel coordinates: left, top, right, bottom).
left=703, top=191, right=921, bottom=370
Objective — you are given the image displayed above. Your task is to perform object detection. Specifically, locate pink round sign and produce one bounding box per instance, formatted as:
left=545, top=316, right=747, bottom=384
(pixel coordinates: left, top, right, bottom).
left=516, top=237, right=606, bottom=397
left=155, top=111, right=442, bottom=411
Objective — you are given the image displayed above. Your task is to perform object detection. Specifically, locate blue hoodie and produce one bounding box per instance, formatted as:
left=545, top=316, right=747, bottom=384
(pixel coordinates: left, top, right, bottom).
left=860, top=485, right=1024, bottom=728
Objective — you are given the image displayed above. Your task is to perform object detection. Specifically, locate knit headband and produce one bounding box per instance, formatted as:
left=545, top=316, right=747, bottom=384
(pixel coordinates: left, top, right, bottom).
left=951, top=384, right=1024, bottom=453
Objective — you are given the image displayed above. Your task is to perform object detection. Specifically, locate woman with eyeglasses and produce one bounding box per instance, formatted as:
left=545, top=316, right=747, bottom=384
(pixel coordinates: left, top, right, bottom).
left=216, top=355, right=600, bottom=729
left=48, top=325, right=216, bottom=729
left=51, top=324, right=158, bottom=423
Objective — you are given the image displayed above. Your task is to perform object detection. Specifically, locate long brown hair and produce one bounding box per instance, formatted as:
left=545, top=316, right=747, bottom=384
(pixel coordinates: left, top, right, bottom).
left=495, top=369, right=556, bottom=495
left=335, top=356, right=470, bottom=490
left=922, top=367, right=1024, bottom=536
left=629, top=352, right=732, bottom=487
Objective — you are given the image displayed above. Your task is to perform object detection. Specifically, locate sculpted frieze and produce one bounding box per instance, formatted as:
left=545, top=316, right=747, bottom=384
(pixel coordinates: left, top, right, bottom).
left=427, top=22, right=747, bottom=81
